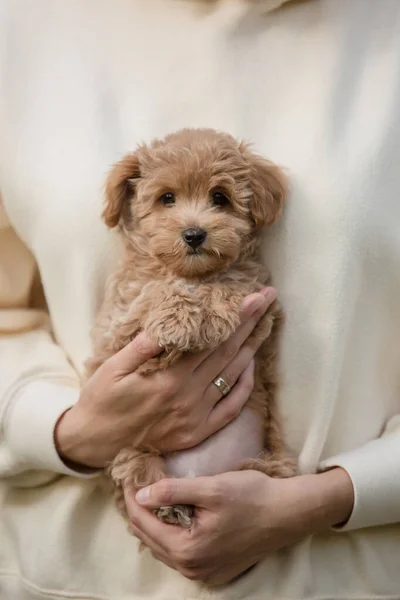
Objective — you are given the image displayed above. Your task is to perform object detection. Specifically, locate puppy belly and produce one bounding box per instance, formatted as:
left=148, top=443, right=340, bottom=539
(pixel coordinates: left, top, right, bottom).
left=164, top=408, right=263, bottom=478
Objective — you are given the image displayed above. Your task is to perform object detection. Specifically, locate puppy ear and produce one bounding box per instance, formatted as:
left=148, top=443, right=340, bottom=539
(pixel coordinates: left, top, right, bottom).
left=240, top=144, right=287, bottom=228
left=103, top=153, right=141, bottom=228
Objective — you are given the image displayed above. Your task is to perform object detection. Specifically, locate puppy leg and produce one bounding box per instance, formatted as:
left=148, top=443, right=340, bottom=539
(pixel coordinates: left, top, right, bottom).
left=239, top=302, right=298, bottom=478
left=145, top=291, right=204, bottom=353
left=109, top=448, right=194, bottom=533
left=140, top=284, right=248, bottom=376
left=199, top=287, right=244, bottom=348
left=237, top=401, right=298, bottom=479
left=237, top=452, right=297, bottom=478
left=145, top=284, right=247, bottom=355
left=139, top=289, right=212, bottom=376
left=236, top=387, right=297, bottom=479
left=109, top=448, right=165, bottom=521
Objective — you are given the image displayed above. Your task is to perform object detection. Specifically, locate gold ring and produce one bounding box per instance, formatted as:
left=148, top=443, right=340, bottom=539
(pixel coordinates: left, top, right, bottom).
left=213, top=376, right=231, bottom=397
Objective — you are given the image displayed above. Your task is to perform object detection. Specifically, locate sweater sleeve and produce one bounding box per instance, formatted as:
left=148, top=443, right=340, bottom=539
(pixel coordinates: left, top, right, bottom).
left=319, top=415, right=400, bottom=531
left=0, top=202, right=97, bottom=484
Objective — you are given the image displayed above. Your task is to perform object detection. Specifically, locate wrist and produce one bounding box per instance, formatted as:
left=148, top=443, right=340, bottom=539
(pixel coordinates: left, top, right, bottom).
left=263, top=468, right=354, bottom=543
left=54, top=405, right=102, bottom=471
left=301, top=468, right=354, bottom=532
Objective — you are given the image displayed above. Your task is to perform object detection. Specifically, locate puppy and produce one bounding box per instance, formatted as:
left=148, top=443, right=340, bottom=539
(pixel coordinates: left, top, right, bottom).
left=86, top=128, right=296, bottom=530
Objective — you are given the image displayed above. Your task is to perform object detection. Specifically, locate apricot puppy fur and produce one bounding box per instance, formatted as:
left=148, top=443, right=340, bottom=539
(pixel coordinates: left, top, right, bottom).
left=86, top=128, right=296, bottom=532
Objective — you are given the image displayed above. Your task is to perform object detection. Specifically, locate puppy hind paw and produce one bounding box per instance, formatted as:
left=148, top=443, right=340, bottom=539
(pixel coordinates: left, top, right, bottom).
left=156, top=504, right=194, bottom=528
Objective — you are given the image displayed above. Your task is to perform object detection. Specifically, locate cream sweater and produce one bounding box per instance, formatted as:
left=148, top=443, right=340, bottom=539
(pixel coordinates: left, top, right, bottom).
left=1, top=0, right=400, bottom=598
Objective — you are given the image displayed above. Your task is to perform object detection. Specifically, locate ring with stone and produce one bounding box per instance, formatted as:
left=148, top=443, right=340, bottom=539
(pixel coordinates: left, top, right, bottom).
left=212, top=376, right=231, bottom=397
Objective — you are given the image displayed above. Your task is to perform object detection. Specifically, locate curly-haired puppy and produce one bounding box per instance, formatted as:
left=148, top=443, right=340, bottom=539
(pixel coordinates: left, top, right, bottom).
left=86, top=128, right=296, bottom=531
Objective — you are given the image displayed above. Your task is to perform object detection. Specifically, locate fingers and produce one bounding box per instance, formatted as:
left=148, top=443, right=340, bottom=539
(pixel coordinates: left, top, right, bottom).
left=131, top=522, right=160, bottom=552
left=127, top=491, right=185, bottom=550
left=135, top=476, right=219, bottom=510
left=203, top=325, right=262, bottom=408
left=107, top=331, right=163, bottom=377
left=194, top=287, right=275, bottom=382
left=125, top=491, right=173, bottom=556
left=205, top=360, right=254, bottom=435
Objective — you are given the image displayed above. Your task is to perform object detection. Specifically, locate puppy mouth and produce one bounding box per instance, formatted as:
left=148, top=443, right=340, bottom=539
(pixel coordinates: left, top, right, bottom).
left=185, top=244, right=223, bottom=259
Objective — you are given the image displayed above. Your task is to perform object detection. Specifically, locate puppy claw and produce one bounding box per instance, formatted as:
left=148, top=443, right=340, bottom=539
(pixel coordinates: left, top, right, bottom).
left=156, top=504, right=194, bottom=528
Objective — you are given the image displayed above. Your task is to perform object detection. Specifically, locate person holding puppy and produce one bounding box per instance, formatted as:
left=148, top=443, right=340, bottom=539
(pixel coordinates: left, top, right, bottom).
left=1, top=1, right=399, bottom=599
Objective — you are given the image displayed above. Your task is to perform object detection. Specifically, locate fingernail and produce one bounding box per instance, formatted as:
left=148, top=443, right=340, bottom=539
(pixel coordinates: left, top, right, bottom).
left=260, top=287, right=276, bottom=302
left=136, top=487, right=150, bottom=504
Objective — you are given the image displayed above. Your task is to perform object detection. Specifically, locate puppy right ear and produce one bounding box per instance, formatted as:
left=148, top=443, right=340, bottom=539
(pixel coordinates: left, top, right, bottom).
left=103, top=153, right=141, bottom=228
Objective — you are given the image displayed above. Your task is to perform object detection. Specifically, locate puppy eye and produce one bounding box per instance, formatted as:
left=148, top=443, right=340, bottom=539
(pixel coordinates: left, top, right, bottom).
left=211, top=190, right=230, bottom=207
left=160, top=192, right=176, bottom=206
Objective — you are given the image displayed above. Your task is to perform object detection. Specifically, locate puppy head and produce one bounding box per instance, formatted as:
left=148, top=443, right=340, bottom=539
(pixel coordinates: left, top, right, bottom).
left=104, top=128, right=287, bottom=278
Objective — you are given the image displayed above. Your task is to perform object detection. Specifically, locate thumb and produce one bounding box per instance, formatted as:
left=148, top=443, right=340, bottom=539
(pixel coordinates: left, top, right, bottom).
left=109, top=331, right=163, bottom=375
left=135, top=477, right=218, bottom=509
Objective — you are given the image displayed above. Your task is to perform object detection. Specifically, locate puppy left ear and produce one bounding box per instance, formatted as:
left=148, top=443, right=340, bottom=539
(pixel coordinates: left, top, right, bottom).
left=240, top=144, right=287, bottom=229
left=103, top=152, right=141, bottom=228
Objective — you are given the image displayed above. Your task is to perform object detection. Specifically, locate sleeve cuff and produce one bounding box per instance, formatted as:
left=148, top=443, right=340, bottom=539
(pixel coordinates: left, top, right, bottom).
left=319, top=431, right=400, bottom=531
left=4, top=380, right=100, bottom=478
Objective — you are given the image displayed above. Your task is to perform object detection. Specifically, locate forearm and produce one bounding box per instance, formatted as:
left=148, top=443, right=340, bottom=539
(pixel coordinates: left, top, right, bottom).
left=260, top=468, right=355, bottom=545
left=54, top=406, right=103, bottom=472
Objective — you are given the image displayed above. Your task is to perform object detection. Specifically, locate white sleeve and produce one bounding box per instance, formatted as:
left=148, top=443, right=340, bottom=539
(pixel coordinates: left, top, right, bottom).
left=319, top=415, right=400, bottom=531
left=0, top=204, right=97, bottom=485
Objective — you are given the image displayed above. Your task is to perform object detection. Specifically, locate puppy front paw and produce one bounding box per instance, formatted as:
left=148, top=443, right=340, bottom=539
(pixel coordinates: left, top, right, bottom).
left=147, top=322, right=198, bottom=352
left=200, top=307, right=241, bottom=349
left=200, top=301, right=240, bottom=349
left=145, top=312, right=204, bottom=353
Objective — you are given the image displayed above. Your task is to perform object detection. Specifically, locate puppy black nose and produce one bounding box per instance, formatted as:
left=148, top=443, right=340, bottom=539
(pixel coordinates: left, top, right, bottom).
left=183, top=227, right=207, bottom=249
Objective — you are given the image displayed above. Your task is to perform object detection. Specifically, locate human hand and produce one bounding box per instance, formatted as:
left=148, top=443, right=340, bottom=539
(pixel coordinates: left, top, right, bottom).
left=54, top=288, right=276, bottom=468
left=127, top=467, right=354, bottom=585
